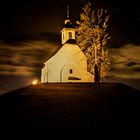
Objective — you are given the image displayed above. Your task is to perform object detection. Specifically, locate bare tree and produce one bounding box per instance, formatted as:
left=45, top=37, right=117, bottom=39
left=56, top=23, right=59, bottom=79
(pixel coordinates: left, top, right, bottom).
left=76, top=2, right=110, bottom=83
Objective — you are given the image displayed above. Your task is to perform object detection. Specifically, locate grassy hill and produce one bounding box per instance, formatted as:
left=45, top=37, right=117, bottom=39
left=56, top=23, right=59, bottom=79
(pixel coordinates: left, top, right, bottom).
left=0, top=83, right=140, bottom=139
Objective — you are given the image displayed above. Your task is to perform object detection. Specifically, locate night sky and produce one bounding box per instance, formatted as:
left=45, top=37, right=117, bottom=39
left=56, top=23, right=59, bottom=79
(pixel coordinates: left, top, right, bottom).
left=0, top=0, right=140, bottom=94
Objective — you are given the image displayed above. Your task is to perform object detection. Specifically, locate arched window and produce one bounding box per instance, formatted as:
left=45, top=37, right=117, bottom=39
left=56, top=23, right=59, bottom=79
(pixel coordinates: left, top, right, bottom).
left=69, top=32, right=72, bottom=39
left=69, top=69, right=73, bottom=74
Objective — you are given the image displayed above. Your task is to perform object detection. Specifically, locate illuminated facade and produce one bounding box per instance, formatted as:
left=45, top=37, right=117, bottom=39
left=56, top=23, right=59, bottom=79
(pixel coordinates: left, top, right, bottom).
left=41, top=19, right=94, bottom=83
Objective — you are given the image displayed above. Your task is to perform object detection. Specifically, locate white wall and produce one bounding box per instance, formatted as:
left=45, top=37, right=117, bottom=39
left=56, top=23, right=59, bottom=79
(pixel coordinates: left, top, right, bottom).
left=41, top=43, right=94, bottom=83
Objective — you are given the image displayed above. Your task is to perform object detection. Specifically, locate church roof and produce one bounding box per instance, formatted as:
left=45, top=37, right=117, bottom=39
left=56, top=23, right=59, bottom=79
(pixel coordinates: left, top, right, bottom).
left=44, top=40, right=78, bottom=64
left=64, top=20, right=75, bottom=28
left=65, top=39, right=77, bottom=44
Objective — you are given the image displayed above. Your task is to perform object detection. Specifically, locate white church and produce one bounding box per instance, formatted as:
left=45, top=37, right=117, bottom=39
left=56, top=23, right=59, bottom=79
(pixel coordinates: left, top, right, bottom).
left=41, top=13, right=94, bottom=83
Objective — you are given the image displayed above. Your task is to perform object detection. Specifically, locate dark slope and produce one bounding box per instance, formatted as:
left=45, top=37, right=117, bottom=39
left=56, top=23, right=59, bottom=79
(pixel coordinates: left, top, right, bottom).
left=0, top=83, right=140, bottom=139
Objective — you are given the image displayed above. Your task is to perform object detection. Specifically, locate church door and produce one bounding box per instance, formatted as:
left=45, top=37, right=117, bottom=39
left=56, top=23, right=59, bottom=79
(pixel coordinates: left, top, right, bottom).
left=60, top=63, right=82, bottom=82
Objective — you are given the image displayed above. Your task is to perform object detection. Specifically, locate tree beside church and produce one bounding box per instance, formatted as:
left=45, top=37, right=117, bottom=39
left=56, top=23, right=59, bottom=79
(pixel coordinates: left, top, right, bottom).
left=76, top=2, right=110, bottom=82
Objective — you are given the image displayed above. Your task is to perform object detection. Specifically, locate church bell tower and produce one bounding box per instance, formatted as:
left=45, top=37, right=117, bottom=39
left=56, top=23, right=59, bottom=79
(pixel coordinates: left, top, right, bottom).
left=61, top=5, right=76, bottom=45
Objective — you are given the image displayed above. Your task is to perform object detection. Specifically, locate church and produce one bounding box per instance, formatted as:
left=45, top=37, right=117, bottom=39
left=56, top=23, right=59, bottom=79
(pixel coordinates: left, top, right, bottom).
left=41, top=12, right=94, bottom=83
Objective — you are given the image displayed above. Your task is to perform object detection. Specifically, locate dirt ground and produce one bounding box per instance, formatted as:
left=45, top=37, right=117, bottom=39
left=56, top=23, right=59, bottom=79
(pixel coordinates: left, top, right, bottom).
left=0, top=83, right=140, bottom=139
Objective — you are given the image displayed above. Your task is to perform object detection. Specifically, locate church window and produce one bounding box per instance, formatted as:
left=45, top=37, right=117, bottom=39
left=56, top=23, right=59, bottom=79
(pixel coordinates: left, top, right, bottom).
left=69, top=32, right=72, bottom=39
left=70, top=69, right=73, bottom=74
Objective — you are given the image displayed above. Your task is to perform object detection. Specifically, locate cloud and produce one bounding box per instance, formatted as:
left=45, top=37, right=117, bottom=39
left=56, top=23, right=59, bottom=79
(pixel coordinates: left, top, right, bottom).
left=0, top=64, right=34, bottom=76
left=1, top=39, right=140, bottom=81
left=0, top=39, right=59, bottom=76
left=109, top=44, right=140, bottom=79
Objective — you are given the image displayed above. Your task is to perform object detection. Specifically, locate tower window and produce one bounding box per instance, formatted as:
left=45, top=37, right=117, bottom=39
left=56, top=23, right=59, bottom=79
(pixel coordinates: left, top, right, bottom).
left=63, top=33, right=64, bottom=40
left=69, top=32, right=72, bottom=39
left=69, top=69, right=73, bottom=74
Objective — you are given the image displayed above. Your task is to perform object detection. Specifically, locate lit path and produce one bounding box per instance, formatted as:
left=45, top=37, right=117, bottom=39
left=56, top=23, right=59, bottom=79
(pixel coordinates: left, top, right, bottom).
left=0, top=83, right=140, bottom=139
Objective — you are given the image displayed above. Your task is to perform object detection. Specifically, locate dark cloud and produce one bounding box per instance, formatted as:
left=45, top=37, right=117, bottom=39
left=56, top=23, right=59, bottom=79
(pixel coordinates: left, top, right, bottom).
left=126, top=62, right=137, bottom=67
left=108, top=44, right=140, bottom=79
left=134, top=67, right=140, bottom=72
left=0, top=34, right=60, bottom=76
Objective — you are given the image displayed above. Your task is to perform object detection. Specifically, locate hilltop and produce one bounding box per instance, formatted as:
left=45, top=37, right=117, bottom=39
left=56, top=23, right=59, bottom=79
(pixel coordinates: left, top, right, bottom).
left=0, top=83, right=140, bottom=139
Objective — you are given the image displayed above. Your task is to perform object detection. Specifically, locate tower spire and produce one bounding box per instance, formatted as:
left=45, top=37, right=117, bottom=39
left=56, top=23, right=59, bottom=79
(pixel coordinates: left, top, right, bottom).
left=67, top=5, right=69, bottom=19
left=64, top=4, right=70, bottom=25
left=61, top=4, right=75, bottom=44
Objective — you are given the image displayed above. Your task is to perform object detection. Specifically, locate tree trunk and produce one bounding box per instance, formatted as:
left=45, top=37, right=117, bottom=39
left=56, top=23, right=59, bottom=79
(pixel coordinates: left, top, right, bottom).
left=94, top=64, right=100, bottom=83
